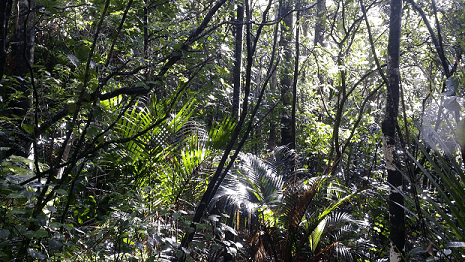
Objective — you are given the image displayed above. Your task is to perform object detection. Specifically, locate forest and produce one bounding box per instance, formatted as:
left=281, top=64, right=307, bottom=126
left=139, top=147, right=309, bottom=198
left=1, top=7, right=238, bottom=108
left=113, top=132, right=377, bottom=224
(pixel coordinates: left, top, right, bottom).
left=0, top=0, right=464, bottom=261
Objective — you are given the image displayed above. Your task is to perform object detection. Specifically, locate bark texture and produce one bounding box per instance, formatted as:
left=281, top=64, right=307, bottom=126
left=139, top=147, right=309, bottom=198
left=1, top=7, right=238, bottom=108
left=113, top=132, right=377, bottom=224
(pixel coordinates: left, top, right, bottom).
left=232, top=3, right=244, bottom=118
left=382, top=0, right=405, bottom=260
left=279, top=0, right=294, bottom=148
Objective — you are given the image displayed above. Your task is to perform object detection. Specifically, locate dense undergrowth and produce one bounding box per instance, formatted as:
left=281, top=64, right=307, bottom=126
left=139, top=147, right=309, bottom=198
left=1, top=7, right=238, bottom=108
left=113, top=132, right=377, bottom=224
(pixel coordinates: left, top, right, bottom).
left=1, top=0, right=465, bottom=261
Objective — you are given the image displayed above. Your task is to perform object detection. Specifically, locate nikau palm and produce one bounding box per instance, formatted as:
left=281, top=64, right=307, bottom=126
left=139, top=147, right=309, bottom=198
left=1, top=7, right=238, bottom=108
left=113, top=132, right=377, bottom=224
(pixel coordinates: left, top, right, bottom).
left=209, top=146, right=361, bottom=261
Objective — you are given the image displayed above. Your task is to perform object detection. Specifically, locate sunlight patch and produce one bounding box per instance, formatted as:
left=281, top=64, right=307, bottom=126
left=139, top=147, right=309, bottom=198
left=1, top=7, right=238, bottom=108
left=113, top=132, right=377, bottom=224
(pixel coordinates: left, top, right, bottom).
left=420, top=77, right=464, bottom=155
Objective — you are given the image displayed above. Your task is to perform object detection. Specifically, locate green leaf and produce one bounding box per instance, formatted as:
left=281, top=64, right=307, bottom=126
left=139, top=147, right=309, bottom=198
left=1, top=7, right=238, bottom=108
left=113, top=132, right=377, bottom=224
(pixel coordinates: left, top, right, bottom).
left=49, top=222, right=62, bottom=228
left=55, top=189, right=68, bottom=196
left=22, top=124, right=34, bottom=134
left=35, top=229, right=49, bottom=238
left=63, top=224, right=74, bottom=231
left=67, top=54, right=79, bottom=67
left=175, top=250, right=184, bottom=259
left=68, top=102, right=77, bottom=113
left=135, top=82, right=147, bottom=88
left=456, top=118, right=465, bottom=147
left=10, top=208, right=26, bottom=215
left=49, top=238, right=64, bottom=251
left=89, top=78, right=98, bottom=92
left=309, top=217, right=327, bottom=252
left=46, top=205, right=57, bottom=213
left=92, top=105, right=103, bottom=119
left=24, top=231, right=35, bottom=239
left=7, top=192, right=24, bottom=199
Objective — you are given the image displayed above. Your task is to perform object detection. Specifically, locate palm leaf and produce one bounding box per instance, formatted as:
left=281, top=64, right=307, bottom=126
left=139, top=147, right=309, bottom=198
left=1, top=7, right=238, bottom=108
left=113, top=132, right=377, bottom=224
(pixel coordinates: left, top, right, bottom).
left=208, top=116, right=236, bottom=150
left=405, top=136, right=465, bottom=259
left=309, top=216, right=328, bottom=252
left=407, top=141, right=465, bottom=241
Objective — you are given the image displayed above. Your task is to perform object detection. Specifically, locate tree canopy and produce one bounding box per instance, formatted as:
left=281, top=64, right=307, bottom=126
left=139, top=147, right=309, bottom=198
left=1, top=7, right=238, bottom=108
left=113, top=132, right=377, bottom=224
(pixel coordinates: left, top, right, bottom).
left=1, top=0, right=465, bottom=261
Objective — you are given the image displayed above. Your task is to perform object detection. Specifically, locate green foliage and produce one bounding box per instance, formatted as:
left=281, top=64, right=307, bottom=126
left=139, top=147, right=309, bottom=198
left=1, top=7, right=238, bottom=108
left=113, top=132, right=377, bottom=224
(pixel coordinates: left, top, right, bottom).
left=403, top=137, right=465, bottom=260
left=208, top=147, right=362, bottom=261
left=1, top=0, right=465, bottom=260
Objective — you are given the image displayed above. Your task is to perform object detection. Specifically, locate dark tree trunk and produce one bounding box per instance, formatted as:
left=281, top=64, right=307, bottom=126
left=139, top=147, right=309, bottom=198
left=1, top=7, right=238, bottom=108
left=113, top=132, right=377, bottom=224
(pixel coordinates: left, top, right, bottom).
left=232, top=2, right=243, bottom=119
left=314, top=0, right=326, bottom=46
left=0, top=0, right=13, bottom=81
left=290, top=1, right=300, bottom=151
left=268, top=69, right=277, bottom=150
left=382, top=0, right=405, bottom=260
left=9, top=0, right=34, bottom=77
left=279, top=0, right=294, bottom=148
left=3, top=0, right=35, bottom=158
left=143, top=0, right=148, bottom=58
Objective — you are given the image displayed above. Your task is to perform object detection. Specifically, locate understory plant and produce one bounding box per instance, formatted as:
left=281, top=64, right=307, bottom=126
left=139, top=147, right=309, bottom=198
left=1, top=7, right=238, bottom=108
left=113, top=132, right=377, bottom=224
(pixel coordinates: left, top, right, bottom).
left=207, top=146, right=364, bottom=261
left=404, top=137, right=465, bottom=261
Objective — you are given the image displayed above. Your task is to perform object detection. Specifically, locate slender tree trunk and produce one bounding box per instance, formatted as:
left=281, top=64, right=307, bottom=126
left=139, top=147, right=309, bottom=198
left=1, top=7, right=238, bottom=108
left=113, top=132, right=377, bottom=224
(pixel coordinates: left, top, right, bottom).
left=232, top=2, right=243, bottom=119
left=11, top=0, right=36, bottom=258
left=143, top=0, right=148, bottom=58
left=268, top=69, right=277, bottom=150
left=9, top=0, right=34, bottom=77
left=0, top=0, right=13, bottom=81
left=4, top=0, right=35, bottom=158
left=382, top=0, right=405, bottom=260
left=406, top=0, right=449, bottom=78
left=314, top=0, right=325, bottom=46
left=268, top=4, right=280, bottom=151
left=279, top=0, right=294, bottom=148
left=223, top=8, right=244, bottom=257
left=290, top=1, right=300, bottom=151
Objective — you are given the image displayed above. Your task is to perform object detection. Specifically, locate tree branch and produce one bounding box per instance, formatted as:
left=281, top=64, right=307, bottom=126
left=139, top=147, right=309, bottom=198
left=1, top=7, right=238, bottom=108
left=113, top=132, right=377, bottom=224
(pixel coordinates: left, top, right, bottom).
left=406, top=0, right=450, bottom=77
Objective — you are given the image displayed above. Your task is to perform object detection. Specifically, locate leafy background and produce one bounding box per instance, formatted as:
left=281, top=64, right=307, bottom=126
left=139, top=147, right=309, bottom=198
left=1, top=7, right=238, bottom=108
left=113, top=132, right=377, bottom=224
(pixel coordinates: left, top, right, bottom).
left=0, top=0, right=465, bottom=261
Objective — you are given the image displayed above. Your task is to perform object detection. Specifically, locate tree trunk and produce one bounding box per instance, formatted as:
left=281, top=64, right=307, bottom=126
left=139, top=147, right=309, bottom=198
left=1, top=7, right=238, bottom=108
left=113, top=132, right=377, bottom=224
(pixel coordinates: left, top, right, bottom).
left=0, top=0, right=13, bottom=81
left=279, top=0, right=294, bottom=148
left=382, top=0, right=405, bottom=260
left=232, top=2, right=243, bottom=119
left=9, top=0, right=34, bottom=77
left=290, top=0, right=300, bottom=151
left=143, top=0, right=148, bottom=58
left=3, top=0, right=35, bottom=158
left=268, top=69, right=277, bottom=150
left=314, top=0, right=326, bottom=46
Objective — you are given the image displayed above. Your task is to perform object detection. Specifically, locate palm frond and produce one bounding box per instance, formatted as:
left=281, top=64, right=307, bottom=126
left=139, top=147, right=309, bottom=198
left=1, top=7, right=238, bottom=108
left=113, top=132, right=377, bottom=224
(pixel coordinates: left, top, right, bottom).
left=207, top=146, right=362, bottom=261
left=154, top=131, right=213, bottom=209
left=288, top=183, right=320, bottom=233
left=265, top=146, right=296, bottom=181
left=208, top=116, right=236, bottom=150
left=403, top=136, right=465, bottom=259
left=117, top=99, right=195, bottom=161
left=309, top=216, right=328, bottom=252
left=210, top=149, right=288, bottom=216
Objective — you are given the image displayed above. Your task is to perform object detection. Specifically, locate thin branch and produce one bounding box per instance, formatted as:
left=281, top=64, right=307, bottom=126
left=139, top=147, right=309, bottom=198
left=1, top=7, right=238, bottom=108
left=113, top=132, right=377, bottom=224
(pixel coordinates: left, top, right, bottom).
left=33, top=0, right=112, bottom=219
left=406, top=0, right=450, bottom=77
left=359, top=0, right=389, bottom=85
left=342, top=81, right=384, bottom=153
left=105, top=0, right=134, bottom=68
